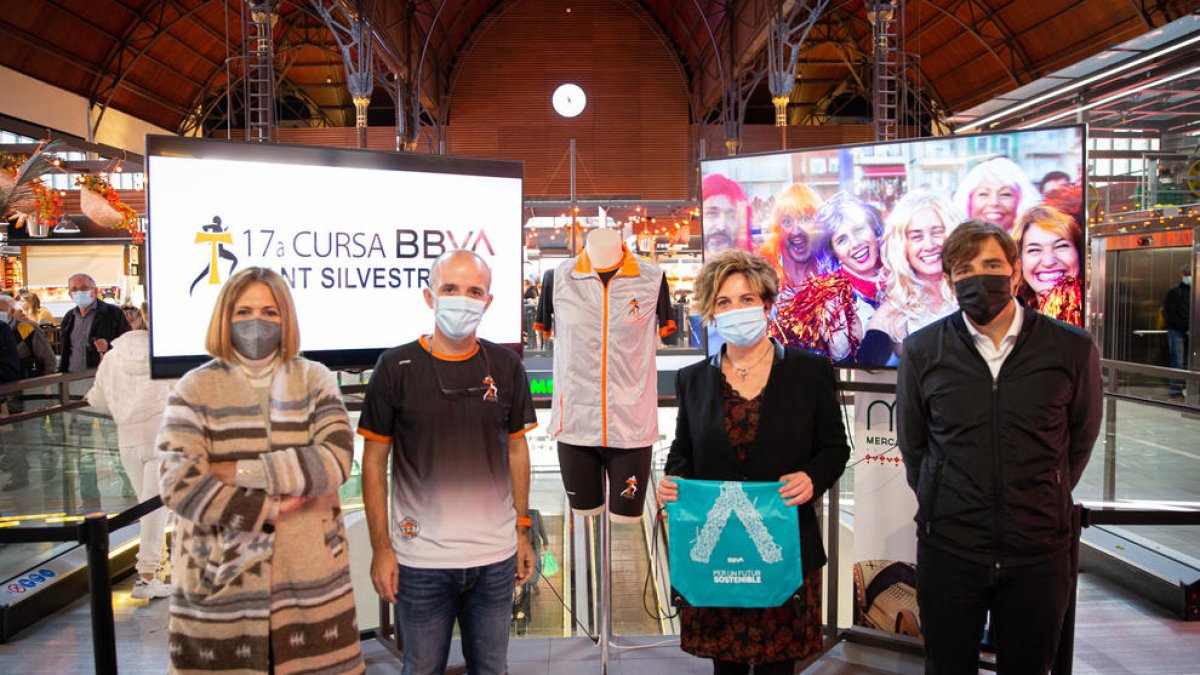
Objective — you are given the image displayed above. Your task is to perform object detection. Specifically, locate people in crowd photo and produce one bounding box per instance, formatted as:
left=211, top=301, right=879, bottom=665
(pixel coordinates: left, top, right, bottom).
left=702, top=173, right=753, bottom=255
left=157, top=267, right=363, bottom=674
left=1012, top=204, right=1084, bottom=326
left=755, top=183, right=830, bottom=293
left=859, top=190, right=963, bottom=366
left=770, top=192, right=883, bottom=363
left=897, top=220, right=1102, bottom=675
left=952, top=156, right=1041, bottom=234
left=1038, top=170, right=1071, bottom=195
left=657, top=249, right=850, bottom=675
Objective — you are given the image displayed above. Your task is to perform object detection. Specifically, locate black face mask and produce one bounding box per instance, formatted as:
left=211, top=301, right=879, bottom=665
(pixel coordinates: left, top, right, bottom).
left=954, top=274, right=1012, bottom=326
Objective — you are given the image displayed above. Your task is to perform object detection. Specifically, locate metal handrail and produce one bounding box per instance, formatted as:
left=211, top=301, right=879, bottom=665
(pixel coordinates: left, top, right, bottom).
left=1100, top=358, right=1200, bottom=383
left=0, top=369, right=96, bottom=397
left=0, top=370, right=98, bottom=426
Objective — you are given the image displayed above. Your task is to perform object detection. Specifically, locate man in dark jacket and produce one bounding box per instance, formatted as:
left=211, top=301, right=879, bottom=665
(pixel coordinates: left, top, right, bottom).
left=0, top=321, right=18, bottom=385
left=896, top=220, right=1102, bottom=675
left=58, top=273, right=130, bottom=374
left=1162, top=264, right=1190, bottom=398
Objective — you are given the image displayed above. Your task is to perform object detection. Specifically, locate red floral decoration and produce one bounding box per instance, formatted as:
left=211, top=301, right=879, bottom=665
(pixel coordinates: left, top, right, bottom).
left=77, top=174, right=143, bottom=242
left=2, top=152, right=62, bottom=229
left=32, top=182, right=63, bottom=226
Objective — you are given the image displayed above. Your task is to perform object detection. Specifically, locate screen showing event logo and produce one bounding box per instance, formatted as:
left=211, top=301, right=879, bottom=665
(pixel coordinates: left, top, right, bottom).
left=146, top=136, right=523, bottom=377
left=700, top=125, right=1086, bottom=367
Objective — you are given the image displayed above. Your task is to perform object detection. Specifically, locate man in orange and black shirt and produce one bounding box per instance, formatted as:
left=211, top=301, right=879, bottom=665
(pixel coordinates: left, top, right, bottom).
left=359, top=249, right=537, bottom=675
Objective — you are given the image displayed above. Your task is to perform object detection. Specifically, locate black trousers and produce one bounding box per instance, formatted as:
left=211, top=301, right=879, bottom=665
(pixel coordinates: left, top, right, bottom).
left=917, top=544, right=1072, bottom=675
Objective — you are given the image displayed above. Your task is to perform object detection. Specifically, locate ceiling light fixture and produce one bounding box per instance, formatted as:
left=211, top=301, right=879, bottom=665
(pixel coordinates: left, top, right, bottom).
left=1018, top=65, right=1200, bottom=129
left=955, top=33, right=1200, bottom=133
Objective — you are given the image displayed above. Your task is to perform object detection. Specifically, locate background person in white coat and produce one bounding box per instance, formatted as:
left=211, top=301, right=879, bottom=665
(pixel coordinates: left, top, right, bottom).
left=87, top=303, right=175, bottom=599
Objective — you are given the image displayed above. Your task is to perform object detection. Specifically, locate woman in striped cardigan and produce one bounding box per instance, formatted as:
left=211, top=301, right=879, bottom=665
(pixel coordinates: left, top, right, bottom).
left=157, top=267, right=364, bottom=674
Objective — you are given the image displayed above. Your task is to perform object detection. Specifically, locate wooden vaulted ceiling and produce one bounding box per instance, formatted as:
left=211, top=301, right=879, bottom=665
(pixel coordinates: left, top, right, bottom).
left=0, top=0, right=1193, bottom=136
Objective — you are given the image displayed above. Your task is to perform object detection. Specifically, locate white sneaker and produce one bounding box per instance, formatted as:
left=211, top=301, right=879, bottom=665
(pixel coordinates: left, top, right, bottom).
left=131, top=577, right=172, bottom=599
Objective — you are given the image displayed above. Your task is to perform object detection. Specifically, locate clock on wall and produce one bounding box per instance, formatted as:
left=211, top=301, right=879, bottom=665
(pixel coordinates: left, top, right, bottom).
left=552, top=83, right=587, bottom=118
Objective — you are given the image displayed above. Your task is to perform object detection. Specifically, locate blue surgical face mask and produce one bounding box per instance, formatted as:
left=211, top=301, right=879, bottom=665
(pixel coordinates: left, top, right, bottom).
left=71, top=291, right=95, bottom=309
left=714, top=306, right=768, bottom=347
left=434, top=295, right=487, bottom=340
left=0, top=312, right=8, bottom=324
left=1184, top=276, right=1192, bottom=286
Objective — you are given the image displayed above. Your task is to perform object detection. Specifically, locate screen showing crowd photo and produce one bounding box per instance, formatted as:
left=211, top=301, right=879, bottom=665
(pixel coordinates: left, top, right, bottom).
left=700, top=125, right=1085, bottom=367
left=145, top=136, right=523, bottom=378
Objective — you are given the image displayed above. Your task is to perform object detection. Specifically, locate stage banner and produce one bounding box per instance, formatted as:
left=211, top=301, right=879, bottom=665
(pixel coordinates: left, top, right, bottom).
left=667, top=479, right=801, bottom=608
left=852, top=370, right=922, bottom=636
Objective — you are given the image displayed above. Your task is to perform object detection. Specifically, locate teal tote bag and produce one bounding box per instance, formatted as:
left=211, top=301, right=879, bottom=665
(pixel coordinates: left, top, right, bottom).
left=666, top=478, right=803, bottom=608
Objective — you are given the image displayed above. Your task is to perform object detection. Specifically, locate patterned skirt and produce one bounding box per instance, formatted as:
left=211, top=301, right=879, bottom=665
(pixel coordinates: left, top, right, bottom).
left=679, top=568, right=823, bottom=665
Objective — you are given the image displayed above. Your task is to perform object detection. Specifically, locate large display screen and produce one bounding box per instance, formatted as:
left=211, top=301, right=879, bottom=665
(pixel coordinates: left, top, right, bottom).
left=146, top=136, right=523, bottom=378
left=701, top=125, right=1085, bottom=367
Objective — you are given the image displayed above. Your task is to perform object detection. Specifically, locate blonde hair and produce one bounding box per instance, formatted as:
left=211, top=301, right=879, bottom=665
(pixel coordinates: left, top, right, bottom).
left=18, top=290, right=43, bottom=312
left=880, top=190, right=962, bottom=319
left=121, top=304, right=146, bottom=330
left=205, top=267, right=301, bottom=362
left=694, top=250, right=779, bottom=322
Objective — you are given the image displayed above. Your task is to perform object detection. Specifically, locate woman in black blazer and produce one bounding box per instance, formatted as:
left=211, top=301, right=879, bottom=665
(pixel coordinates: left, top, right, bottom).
left=658, top=250, right=850, bottom=675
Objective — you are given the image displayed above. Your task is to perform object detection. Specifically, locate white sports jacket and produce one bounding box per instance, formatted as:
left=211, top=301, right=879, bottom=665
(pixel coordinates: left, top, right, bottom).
left=537, top=246, right=675, bottom=448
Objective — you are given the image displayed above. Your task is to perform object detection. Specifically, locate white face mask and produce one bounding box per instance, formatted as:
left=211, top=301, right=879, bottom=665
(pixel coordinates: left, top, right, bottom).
left=434, top=295, right=487, bottom=340
left=0, top=312, right=8, bottom=324
left=1183, top=276, right=1192, bottom=286
left=71, top=291, right=95, bottom=309
left=713, top=306, right=768, bottom=347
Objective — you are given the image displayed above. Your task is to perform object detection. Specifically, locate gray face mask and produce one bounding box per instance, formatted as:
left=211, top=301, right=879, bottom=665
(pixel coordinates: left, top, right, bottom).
left=230, top=318, right=282, bottom=360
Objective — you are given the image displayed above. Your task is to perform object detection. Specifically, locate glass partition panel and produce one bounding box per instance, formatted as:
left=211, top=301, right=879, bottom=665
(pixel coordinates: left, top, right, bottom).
left=1076, top=395, right=1200, bottom=561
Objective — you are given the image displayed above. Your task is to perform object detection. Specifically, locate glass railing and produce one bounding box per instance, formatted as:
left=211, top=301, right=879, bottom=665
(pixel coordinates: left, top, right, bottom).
left=5, top=360, right=1195, bottom=650
left=0, top=370, right=680, bottom=645
left=1076, top=361, right=1200, bottom=562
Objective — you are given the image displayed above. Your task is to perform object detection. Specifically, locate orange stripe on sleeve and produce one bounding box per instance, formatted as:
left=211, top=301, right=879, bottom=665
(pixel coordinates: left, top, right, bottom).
left=509, top=422, right=539, bottom=439
left=357, top=428, right=393, bottom=444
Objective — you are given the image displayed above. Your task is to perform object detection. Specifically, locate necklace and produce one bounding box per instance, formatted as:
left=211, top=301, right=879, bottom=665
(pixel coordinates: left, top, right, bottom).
left=727, top=342, right=772, bottom=381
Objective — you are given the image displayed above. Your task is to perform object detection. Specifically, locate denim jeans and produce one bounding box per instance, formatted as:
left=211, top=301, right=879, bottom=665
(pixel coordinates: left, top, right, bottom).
left=395, top=554, right=516, bottom=675
left=1167, top=329, right=1187, bottom=395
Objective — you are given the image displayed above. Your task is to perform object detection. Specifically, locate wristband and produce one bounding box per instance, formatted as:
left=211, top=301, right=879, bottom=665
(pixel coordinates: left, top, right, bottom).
left=517, top=516, right=532, bottom=528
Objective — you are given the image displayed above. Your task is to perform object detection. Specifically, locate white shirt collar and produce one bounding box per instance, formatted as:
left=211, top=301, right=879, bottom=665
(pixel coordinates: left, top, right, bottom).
left=963, top=301, right=1023, bottom=345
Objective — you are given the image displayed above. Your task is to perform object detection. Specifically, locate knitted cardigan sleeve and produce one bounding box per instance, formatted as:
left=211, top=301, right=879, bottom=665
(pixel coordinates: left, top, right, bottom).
left=156, top=366, right=274, bottom=532
left=255, top=362, right=354, bottom=497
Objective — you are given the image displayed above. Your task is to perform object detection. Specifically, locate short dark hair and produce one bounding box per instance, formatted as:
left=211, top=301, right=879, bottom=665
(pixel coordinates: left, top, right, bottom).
left=1039, top=170, right=1070, bottom=192
left=1182, top=264, right=1190, bottom=277
left=941, top=220, right=1018, bottom=276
